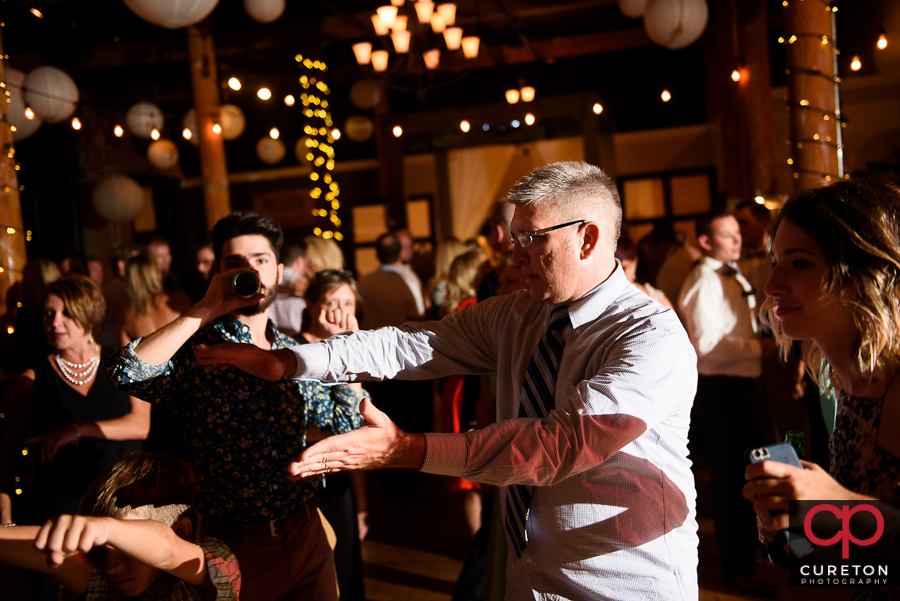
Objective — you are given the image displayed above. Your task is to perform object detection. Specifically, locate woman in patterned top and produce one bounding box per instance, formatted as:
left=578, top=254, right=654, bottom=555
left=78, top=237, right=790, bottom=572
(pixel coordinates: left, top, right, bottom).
left=743, top=178, right=900, bottom=599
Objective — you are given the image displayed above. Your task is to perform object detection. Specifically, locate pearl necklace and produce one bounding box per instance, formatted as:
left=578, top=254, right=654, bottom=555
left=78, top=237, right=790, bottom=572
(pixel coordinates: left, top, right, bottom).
left=56, top=352, right=100, bottom=386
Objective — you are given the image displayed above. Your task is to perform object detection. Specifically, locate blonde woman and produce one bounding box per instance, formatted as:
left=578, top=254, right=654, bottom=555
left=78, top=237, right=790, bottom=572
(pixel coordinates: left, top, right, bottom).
left=120, top=254, right=191, bottom=345
left=427, top=236, right=468, bottom=316
left=440, top=249, right=487, bottom=318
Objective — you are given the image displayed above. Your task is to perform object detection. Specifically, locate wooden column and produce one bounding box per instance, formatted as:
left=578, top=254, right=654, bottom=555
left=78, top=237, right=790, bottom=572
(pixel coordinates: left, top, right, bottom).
left=0, top=30, right=27, bottom=306
left=374, top=93, right=406, bottom=229
left=187, top=18, right=231, bottom=230
left=784, top=0, right=842, bottom=191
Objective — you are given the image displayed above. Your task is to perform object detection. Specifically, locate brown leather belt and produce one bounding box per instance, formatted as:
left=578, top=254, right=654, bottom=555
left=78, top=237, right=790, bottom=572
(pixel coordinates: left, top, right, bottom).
left=205, top=502, right=316, bottom=541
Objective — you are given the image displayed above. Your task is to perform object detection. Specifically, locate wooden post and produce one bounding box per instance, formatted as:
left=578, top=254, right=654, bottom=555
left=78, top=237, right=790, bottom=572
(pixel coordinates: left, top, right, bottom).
left=784, top=0, right=842, bottom=191
left=0, top=30, right=27, bottom=307
left=187, top=18, right=231, bottom=230
left=374, top=93, right=406, bottom=229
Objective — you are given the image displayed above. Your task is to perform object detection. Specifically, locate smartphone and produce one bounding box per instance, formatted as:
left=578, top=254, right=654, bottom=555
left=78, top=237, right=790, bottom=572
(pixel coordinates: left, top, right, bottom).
left=744, top=442, right=803, bottom=469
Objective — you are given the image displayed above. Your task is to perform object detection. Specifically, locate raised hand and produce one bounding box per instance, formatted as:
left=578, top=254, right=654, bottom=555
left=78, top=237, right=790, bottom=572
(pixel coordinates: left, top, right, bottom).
left=195, top=343, right=297, bottom=380
left=25, top=425, right=80, bottom=462
left=316, top=306, right=359, bottom=338
left=34, top=515, right=112, bottom=566
left=288, top=399, right=425, bottom=480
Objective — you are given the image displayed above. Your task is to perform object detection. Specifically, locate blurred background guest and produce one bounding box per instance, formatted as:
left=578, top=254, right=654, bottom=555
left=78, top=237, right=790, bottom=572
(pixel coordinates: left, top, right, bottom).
left=120, top=254, right=191, bottom=345
left=427, top=236, right=468, bottom=318
left=615, top=233, right=674, bottom=309
left=13, top=259, right=61, bottom=372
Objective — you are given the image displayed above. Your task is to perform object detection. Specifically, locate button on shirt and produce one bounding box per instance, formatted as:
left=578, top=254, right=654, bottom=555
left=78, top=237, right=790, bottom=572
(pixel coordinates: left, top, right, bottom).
left=109, top=316, right=364, bottom=524
left=290, top=266, right=699, bottom=600
left=678, top=256, right=762, bottom=378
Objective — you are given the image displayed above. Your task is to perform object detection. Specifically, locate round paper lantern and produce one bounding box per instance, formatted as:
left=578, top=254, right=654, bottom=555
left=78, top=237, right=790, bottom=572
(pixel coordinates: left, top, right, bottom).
left=294, top=137, right=312, bottom=163
left=23, top=66, right=79, bottom=123
left=92, top=175, right=145, bottom=223
left=147, top=139, right=180, bottom=170
left=244, top=0, right=284, bottom=23
left=617, top=0, right=649, bottom=18
left=644, top=0, right=708, bottom=50
left=220, top=104, right=245, bottom=140
left=256, top=137, right=285, bottom=164
left=344, top=115, right=374, bottom=142
left=349, top=80, right=383, bottom=110
left=182, top=109, right=199, bottom=146
left=127, top=102, right=164, bottom=139
left=122, top=0, right=220, bottom=29
left=6, top=68, right=42, bottom=141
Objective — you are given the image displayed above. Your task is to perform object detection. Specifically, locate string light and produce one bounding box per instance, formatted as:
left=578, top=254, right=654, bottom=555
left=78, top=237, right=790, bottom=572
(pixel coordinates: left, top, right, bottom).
left=392, top=125, right=403, bottom=137
left=114, top=124, right=124, bottom=137
left=850, top=55, right=862, bottom=71
left=331, top=128, right=341, bottom=140
left=524, top=113, right=535, bottom=126
left=661, top=89, right=672, bottom=102
left=228, top=77, right=242, bottom=91
left=257, top=87, right=272, bottom=100
left=269, top=128, right=280, bottom=140
left=150, top=128, right=160, bottom=140
left=24, top=107, right=34, bottom=120
left=284, top=95, right=295, bottom=106
left=212, top=123, right=222, bottom=135
left=731, top=68, right=741, bottom=82
left=592, top=103, right=603, bottom=115
left=71, top=117, right=82, bottom=130
left=878, top=32, right=888, bottom=50
left=460, top=119, right=470, bottom=132
left=183, top=128, right=192, bottom=140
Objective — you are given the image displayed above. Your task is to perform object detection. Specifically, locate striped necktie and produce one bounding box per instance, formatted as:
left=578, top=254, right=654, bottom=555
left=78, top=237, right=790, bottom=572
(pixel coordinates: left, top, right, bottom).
left=504, top=305, right=570, bottom=560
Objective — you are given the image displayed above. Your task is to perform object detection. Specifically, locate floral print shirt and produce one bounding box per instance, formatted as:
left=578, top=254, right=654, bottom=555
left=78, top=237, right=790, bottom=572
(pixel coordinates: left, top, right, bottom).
left=108, top=316, right=364, bottom=524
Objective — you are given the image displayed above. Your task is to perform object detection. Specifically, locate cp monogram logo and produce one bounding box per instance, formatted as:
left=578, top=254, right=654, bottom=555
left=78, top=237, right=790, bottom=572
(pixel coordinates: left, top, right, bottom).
left=803, top=504, right=884, bottom=559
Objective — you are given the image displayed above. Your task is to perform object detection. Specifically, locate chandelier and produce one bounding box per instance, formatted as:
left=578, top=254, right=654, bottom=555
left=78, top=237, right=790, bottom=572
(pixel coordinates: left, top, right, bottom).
left=351, top=2, right=480, bottom=79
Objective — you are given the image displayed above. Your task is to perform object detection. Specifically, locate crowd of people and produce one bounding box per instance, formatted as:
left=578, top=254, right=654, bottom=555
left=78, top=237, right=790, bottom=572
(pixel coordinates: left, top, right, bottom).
left=0, top=161, right=897, bottom=601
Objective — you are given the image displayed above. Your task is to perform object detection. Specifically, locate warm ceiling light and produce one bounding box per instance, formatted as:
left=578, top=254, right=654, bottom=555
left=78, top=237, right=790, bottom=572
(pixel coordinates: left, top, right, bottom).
left=391, top=15, right=408, bottom=32
left=376, top=5, right=398, bottom=27
left=24, top=107, right=35, bottom=120
left=30, top=7, right=43, bottom=18
left=423, top=49, right=441, bottom=70
left=878, top=33, right=888, bottom=50
left=228, top=77, right=241, bottom=91
left=443, top=27, right=462, bottom=50
left=430, top=14, right=446, bottom=33
left=284, top=95, right=295, bottom=106
left=392, top=125, right=403, bottom=137
left=352, top=42, right=372, bottom=65
left=436, top=3, right=456, bottom=26
left=851, top=55, right=862, bottom=71
left=371, top=14, right=390, bottom=35
left=524, top=113, right=535, bottom=126
left=731, top=69, right=741, bottom=82
left=182, top=127, right=192, bottom=140
left=371, top=50, right=390, bottom=72
left=592, top=103, right=603, bottom=114
left=212, top=123, right=222, bottom=134
left=520, top=86, right=535, bottom=102
left=505, top=89, right=520, bottom=104
left=71, top=117, right=82, bottom=130
left=391, top=30, right=411, bottom=53
left=754, top=196, right=765, bottom=204
left=269, top=128, right=280, bottom=140
left=332, top=128, right=341, bottom=140
left=415, top=1, right=434, bottom=23
left=461, top=36, right=480, bottom=59
left=258, top=87, right=272, bottom=100
left=391, top=0, right=404, bottom=5
left=661, top=89, right=672, bottom=102
left=114, top=124, right=124, bottom=137
left=150, top=127, right=160, bottom=140
left=460, top=119, right=470, bottom=132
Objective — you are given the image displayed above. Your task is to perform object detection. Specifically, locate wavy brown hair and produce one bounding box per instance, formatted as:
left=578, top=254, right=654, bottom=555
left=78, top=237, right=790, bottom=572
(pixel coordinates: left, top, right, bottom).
left=761, top=178, right=900, bottom=388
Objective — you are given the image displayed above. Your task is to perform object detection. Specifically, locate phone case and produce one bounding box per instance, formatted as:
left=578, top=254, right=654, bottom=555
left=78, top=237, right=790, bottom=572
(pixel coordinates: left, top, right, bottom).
left=744, top=441, right=803, bottom=468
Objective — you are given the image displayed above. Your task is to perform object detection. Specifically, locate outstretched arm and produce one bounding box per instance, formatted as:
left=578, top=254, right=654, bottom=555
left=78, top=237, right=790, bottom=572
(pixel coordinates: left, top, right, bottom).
left=0, top=524, right=93, bottom=594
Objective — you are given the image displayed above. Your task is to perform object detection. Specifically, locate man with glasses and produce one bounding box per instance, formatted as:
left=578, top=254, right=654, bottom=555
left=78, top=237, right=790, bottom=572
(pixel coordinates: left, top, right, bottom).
left=198, top=162, right=699, bottom=600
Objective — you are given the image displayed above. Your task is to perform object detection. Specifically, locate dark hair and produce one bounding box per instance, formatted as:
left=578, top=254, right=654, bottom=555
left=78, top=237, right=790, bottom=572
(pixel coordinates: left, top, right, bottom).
left=761, top=177, right=900, bottom=385
left=694, top=209, right=733, bottom=240
left=614, top=233, right=638, bottom=263
left=211, top=211, right=284, bottom=264
left=43, top=275, right=106, bottom=333
left=304, top=269, right=360, bottom=306
left=735, top=199, right=772, bottom=223
left=282, top=242, right=308, bottom=267
left=376, top=233, right=401, bottom=264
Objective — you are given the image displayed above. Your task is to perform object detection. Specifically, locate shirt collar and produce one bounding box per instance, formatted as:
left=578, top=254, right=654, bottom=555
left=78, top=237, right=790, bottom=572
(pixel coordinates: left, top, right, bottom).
left=563, top=261, right=630, bottom=330
left=379, top=264, right=405, bottom=276
left=699, top=255, right=725, bottom=270
left=212, top=314, right=279, bottom=345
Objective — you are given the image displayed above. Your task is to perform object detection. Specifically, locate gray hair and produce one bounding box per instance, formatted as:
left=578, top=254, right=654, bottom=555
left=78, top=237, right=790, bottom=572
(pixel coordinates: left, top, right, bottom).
left=507, top=161, right=622, bottom=249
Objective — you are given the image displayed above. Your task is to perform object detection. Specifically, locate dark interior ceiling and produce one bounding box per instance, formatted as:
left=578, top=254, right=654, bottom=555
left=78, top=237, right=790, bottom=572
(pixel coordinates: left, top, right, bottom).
left=0, top=0, right=888, bottom=175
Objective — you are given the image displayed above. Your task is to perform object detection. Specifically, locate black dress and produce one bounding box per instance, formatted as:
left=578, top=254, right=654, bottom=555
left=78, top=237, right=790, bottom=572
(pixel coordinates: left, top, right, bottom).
left=25, top=348, right=142, bottom=521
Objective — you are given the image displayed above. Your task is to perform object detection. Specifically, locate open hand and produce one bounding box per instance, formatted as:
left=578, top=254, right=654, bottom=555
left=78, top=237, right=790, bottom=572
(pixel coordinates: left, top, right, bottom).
left=34, top=515, right=112, bottom=566
left=288, top=399, right=425, bottom=480
left=315, top=307, right=359, bottom=338
left=195, top=343, right=297, bottom=380
left=25, top=425, right=80, bottom=462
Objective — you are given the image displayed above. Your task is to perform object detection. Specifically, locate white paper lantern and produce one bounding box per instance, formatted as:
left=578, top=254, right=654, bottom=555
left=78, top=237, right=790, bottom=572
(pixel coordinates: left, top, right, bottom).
left=147, top=139, right=180, bottom=170
left=617, top=0, right=649, bottom=18
left=182, top=109, right=199, bottom=146
left=256, top=137, right=285, bottom=164
left=644, top=0, right=708, bottom=50
left=220, top=104, right=245, bottom=140
left=92, top=175, right=145, bottom=223
left=294, top=137, right=312, bottom=163
left=349, top=80, right=383, bottom=110
left=244, top=0, right=284, bottom=23
left=122, top=0, right=220, bottom=29
left=127, top=102, right=165, bottom=139
left=23, top=66, right=79, bottom=124
left=344, top=115, right=374, bottom=142
left=6, top=68, right=43, bottom=141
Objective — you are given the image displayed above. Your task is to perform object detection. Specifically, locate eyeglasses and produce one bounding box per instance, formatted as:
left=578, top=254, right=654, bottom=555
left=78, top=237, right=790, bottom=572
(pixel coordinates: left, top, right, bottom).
left=508, top=220, right=587, bottom=248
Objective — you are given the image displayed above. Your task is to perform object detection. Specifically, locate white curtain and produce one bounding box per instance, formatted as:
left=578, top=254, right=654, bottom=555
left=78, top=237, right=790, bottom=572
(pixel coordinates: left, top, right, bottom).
left=447, top=145, right=516, bottom=240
